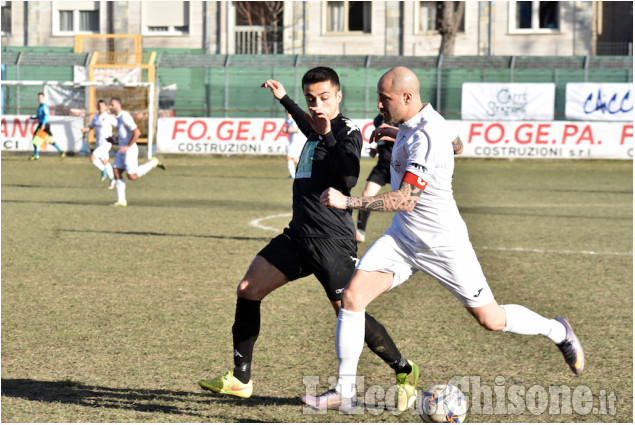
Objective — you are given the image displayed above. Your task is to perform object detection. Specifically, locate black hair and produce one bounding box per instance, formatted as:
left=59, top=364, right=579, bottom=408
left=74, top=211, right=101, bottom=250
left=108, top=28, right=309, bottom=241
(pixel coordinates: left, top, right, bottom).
left=110, top=97, right=122, bottom=106
left=97, top=99, right=106, bottom=105
left=302, top=66, right=340, bottom=90
left=38, top=92, right=44, bottom=97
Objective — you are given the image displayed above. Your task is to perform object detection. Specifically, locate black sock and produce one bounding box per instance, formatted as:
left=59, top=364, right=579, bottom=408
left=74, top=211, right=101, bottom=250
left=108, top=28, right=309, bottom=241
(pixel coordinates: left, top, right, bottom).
left=357, top=210, right=371, bottom=232
left=232, top=297, right=261, bottom=384
left=364, top=313, right=412, bottom=375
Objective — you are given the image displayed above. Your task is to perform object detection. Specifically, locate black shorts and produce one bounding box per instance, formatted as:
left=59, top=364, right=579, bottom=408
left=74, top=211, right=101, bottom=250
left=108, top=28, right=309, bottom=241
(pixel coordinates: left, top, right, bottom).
left=367, top=143, right=392, bottom=186
left=258, top=229, right=357, bottom=301
left=34, top=123, right=53, bottom=137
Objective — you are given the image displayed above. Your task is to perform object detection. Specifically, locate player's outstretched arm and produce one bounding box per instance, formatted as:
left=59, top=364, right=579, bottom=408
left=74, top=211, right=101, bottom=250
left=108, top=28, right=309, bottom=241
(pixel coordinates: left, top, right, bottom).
left=261, top=80, right=287, bottom=100
left=320, top=178, right=423, bottom=212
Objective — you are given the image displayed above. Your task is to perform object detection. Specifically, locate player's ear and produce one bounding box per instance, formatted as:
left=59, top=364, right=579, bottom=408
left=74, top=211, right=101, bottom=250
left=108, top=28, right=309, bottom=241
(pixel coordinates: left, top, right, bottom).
left=336, top=90, right=342, bottom=104
left=403, top=92, right=412, bottom=105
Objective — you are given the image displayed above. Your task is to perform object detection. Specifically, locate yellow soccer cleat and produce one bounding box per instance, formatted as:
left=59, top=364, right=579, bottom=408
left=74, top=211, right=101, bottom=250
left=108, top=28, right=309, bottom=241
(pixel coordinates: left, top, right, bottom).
left=396, top=360, right=419, bottom=412
left=198, top=371, right=253, bottom=399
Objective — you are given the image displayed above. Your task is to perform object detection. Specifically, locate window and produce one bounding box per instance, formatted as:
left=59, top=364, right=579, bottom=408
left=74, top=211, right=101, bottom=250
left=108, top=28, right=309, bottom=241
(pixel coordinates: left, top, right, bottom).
left=142, top=1, right=189, bottom=35
left=417, top=2, right=465, bottom=34
left=510, top=1, right=559, bottom=33
left=326, top=1, right=371, bottom=33
left=418, top=2, right=436, bottom=32
left=1, top=1, right=11, bottom=35
left=79, top=10, right=99, bottom=32
left=53, top=2, right=100, bottom=35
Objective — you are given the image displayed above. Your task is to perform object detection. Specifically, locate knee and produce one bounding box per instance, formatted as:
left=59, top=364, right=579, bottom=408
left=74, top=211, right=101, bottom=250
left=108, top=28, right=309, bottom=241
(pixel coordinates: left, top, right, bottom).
left=236, top=279, right=263, bottom=300
left=474, top=312, right=505, bottom=331
left=341, top=287, right=364, bottom=312
left=128, top=174, right=138, bottom=180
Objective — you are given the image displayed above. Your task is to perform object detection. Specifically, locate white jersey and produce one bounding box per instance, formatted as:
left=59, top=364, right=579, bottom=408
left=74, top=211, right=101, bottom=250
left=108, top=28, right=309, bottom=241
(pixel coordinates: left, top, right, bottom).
left=115, top=110, right=138, bottom=147
left=285, top=116, right=298, bottom=143
left=89, top=112, right=117, bottom=148
left=388, top=104, right=468, bottom=248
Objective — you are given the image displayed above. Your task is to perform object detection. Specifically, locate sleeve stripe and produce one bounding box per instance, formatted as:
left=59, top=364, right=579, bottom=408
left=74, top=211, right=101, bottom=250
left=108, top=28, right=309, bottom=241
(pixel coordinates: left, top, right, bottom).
left=402, top=171, right=428, bottom=191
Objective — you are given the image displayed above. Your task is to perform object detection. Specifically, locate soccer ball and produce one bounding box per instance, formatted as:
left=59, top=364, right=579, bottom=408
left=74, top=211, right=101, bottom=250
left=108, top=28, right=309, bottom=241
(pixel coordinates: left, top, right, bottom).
left=418, top=382, right=468, bottom=423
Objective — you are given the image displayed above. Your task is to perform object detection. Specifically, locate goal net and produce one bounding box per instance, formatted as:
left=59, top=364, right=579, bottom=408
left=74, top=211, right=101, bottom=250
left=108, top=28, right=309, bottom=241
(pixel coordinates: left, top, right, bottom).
left=1, top=80, right=155, bottom=158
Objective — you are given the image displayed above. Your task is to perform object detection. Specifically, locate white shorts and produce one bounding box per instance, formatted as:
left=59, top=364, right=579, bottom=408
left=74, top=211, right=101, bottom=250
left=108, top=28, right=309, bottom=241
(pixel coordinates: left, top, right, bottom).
left=356, top=229, right=494, bottom=308
left=287, top=138, right=306, bottom=159
left=113, top=143, right=139, bottom=175
left=93, top=141, right=112, bottom=161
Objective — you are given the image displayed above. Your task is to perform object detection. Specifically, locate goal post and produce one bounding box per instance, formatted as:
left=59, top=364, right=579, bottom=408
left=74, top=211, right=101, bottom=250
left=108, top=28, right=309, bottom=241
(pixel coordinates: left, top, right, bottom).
left=1, top=80, right=155, bottom=158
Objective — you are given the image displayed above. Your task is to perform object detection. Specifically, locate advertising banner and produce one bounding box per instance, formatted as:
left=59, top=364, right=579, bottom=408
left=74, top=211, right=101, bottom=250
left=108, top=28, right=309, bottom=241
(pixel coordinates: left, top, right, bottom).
left=458, top=120, right=633, bottom=159
left=155, top=117, right=632, bottom=160
left=156, top=117, right=377, bottom=156
left=461, top=83, right=556, bottom=121
left=1, top=115, right=84, bottom=153
left=565, top=83, right=633, bottom=121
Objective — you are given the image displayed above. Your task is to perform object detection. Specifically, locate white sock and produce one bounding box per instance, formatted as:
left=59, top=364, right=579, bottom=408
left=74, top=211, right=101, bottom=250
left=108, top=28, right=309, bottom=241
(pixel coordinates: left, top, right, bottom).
left=287, top=160, right=296, bottom=179
left=105, top=163, right=114, bottom=180
left=115, top=179, right=126, bottom=202
left=137, top=159, right=156, bottom=177
left=501, top=304, right=567, bottom=344
left=92, top=158, right=105, bottom=171
left=335, top=308, right=365, bottom=398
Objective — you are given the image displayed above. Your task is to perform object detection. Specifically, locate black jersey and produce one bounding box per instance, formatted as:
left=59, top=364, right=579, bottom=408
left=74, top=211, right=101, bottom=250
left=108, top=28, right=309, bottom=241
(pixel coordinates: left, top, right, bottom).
left=373, top=114, right=394, bottom=165
left=280, top=95, right=362, bottom=240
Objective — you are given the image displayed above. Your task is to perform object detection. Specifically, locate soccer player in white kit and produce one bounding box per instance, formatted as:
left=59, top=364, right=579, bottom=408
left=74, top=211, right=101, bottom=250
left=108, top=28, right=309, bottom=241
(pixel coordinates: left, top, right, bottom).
left=81, top=99, right=116, bottom=189
left=107, top=97, right=165, bottom=207
left=313, top=66, right=584, bottom=412
left=283, top=111, right=303, bottom=179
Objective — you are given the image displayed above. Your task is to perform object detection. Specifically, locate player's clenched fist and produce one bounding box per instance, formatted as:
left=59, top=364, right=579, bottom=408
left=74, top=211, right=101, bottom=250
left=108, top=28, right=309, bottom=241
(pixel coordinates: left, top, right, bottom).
left=320, top=187, right=348, bottom=209
left=261, top=79, right=287, bottom=100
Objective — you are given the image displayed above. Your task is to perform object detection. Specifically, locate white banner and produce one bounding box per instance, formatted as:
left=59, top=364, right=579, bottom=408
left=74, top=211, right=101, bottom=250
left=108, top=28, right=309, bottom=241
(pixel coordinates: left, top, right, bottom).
left=156, top=117, right=377, bottom=156
left=462, top=83, right=556, bottom=121
left=457, top=120, right=633, bottom=159
left=0, top=115, right=84, bottom=153
left=155, top=117, right=633, bottom=160
left=565, top=83, right=633, bottom=121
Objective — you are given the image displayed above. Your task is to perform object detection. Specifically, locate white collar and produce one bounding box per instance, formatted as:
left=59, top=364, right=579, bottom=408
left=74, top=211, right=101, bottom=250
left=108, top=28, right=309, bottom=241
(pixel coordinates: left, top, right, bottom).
left=399, top=103, right=431, bottom=131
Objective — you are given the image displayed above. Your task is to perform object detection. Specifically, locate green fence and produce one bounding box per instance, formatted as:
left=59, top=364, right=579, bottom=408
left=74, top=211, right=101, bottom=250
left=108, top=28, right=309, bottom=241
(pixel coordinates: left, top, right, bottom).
left=2, top=50, right=632, bottom=120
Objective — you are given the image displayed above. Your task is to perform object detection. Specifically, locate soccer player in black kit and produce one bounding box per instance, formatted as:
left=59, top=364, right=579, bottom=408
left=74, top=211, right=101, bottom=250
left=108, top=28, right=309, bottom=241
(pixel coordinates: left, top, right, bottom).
left=198, top=67, right=420, bottom=412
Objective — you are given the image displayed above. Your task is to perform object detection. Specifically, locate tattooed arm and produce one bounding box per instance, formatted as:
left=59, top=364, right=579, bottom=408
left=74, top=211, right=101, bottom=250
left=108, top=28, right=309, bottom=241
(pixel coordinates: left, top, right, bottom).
left=452, top=136, right=464, bottom=155
left=320, top=179, right=423, bottom=212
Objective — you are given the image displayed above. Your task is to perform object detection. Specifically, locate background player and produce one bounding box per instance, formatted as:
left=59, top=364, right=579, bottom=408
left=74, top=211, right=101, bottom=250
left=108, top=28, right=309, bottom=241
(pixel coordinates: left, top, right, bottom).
left=355, top=113, right=393, bottom=242
left=283, top=110, right=303, bottom=179
left=107, top=97, right=165, bottom=207
left=198, top=67, right=419, bottom=413
left=30, top=92, right=65, bottom=160
left=81, top=99, right=116, bottom=189
left=313, top=66, right=584, bottom=411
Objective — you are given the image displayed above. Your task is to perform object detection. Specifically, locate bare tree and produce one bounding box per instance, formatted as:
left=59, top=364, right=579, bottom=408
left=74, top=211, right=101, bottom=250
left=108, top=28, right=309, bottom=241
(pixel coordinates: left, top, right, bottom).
left=234, top=1, right=284, bottom=54
left=438, top=1, right=466, bottom=55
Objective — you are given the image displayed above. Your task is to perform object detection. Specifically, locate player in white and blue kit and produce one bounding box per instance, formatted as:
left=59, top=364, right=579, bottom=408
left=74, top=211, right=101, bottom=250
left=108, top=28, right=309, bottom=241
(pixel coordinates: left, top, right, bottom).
left=82, top=99, right=117, bottom=188
left=312, top=66, right=585, bottom=412
left=107, top=97, right=165, bottom=207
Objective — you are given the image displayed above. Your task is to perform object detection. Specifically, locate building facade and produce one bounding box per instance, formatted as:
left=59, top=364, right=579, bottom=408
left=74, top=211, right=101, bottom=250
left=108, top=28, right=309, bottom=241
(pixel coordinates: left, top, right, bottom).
left=0, top=1, right=631, bottom=56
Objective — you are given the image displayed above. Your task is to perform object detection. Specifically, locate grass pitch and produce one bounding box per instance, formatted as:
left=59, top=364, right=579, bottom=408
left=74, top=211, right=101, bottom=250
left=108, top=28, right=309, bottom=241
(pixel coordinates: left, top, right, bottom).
left=1, top=153, right=632, bottom=423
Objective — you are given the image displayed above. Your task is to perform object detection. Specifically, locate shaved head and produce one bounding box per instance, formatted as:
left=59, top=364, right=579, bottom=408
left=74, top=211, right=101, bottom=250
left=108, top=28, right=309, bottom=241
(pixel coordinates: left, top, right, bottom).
left=376, top=66, right=425, bottom=124
left=379, top=66, right=421, bottom=97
